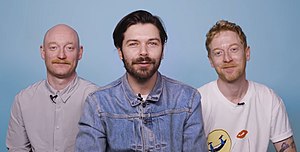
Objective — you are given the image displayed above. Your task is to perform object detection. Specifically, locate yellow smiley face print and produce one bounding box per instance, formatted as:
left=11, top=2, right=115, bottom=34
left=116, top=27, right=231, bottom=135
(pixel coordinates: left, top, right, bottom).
left=207, top=129, right=231, bottom=152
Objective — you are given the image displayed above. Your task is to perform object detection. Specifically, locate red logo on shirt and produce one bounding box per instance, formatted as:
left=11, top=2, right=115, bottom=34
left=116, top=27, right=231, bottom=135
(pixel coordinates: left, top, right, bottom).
left=237, top=130, right=248, bottom=139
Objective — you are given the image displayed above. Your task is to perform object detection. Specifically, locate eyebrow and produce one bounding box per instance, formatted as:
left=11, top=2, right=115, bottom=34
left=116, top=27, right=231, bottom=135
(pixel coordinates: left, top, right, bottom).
left=47, top=42, right=58, bottom=45
left=211, top=43, right=241, bottom=51
left=125, top=39, right=138, bottom=43
left=125, top=38, right=161, bottom=43
left=47, top=42, right=75, bottom=46
left=148, top=38, right=161, bottom=42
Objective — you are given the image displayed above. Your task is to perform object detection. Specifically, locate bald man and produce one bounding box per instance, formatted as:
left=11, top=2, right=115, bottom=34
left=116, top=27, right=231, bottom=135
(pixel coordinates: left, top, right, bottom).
left=6, top=24, right=98, bottom=152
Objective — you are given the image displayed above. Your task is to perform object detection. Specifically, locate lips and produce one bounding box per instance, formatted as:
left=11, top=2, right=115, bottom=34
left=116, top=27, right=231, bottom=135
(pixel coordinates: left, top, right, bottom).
left=52, top=60, right=71, bottom=65
left=237, top=130, right=248, bottom=139
left=134, top=60, right=151, bottom=64
left=53, top=62, right=70, bottom=64
left=221, top=63, right=236, bottom=72
left=222, top=67, right=235, bottom=74
left=133, top=57, right=154, bottom=65
left=136, top=62, right=152, bottom=69
left=222, top=64, right=236, bottom=69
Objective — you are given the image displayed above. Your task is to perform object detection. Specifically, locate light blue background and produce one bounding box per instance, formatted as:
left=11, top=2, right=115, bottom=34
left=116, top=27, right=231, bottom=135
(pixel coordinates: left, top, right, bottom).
left=0, top=1, right=299, bottom=151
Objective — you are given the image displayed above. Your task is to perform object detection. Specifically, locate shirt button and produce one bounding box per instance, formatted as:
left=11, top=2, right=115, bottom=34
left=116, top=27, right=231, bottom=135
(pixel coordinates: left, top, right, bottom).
left=56, top=126, right=60, bottom=129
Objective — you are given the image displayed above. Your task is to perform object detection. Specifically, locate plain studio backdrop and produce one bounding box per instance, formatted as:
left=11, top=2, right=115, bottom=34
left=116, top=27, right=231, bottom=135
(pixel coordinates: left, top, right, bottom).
left=0, top=1, right=299, bottom=151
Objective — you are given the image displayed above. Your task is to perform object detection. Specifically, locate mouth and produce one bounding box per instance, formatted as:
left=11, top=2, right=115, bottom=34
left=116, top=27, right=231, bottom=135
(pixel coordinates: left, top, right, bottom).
left=222, top=64, right=236, bottom=69
left=52, top=60, right=71, bottom=65
left=222, top=64, right=235, bottom=69
left=133, top=57, right=154, bottom=67
left=221, top=66, right=236, bottom=74
left=138, top=61, right=151, bottom=64
left=208, top=140, right=226, bottom=151
left=136, top=62, right=152, bottom=68
left=208, top=135, right=227, bottom=152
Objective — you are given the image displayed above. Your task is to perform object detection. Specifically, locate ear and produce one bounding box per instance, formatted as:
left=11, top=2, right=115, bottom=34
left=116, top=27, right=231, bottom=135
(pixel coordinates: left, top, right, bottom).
left=245, top=46, right=250, bottom=61
left=117, top=48, right=123, bottom=60
left=40, top=45, right=45, bottom=60
left=78, top=46, right=83, bottom=60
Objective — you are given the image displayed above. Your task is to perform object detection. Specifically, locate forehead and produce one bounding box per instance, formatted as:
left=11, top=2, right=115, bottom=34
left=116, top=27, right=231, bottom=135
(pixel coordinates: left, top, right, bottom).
left=210, top=31, right=241, bottom=48
left=45, top=26, right=78, bottom=44
left=123, top=23, right=160, bottom=41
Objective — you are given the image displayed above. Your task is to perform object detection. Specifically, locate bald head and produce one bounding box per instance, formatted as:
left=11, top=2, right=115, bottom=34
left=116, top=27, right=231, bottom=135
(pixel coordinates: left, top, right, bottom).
left=43, top=24, right=80, bottom=49
left=40, top=24, right=83, bottom=84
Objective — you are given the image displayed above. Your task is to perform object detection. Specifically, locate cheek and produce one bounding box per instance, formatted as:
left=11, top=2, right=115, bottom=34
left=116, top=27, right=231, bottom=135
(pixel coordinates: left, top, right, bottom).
left=45, top=52, right=57, bottom=59
left=66, top=53, right=79, bottom=60
left=122, top=52, right=136, bottom=60
left=151, top=51, right=163, bottom=59
left=44, top=55, right=54, bottom=62
left=233, top=56, right=245, bottom=63
left=210, top=58, right=222, bottom=67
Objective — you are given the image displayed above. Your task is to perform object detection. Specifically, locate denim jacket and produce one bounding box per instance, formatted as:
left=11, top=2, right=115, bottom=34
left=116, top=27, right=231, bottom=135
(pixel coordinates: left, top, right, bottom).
left=75, top=72, right=207, bottom=152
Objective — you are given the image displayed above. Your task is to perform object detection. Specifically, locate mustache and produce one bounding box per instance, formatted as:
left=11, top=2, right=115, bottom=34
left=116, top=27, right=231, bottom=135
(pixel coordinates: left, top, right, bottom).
left=132, top=57, right=155, bottom=64
left=221, top=63, right=236, bottom=68
left=51, top=59, right=71, bottom=65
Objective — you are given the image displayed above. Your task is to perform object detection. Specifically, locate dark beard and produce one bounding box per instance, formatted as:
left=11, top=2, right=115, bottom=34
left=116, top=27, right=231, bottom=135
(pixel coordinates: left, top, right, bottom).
left=123, top=56, right=161, bottom=82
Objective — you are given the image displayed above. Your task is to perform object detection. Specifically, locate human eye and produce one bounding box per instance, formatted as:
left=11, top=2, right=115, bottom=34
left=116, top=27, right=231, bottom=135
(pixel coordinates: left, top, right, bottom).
left=229, top=46, right=240, bottom=53
left=127, top=41, right=138, bottom=47
left=65, top=45, right=75, bottom=51
left=213, top=50, right=223, bottom=57
left=48, top=44, right=58, bottom=51
left=148, top=41, right=159, bottom=47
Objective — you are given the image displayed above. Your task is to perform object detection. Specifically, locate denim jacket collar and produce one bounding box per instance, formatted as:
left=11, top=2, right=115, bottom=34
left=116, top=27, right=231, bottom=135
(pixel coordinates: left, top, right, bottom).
left=122, top=72, right=163, bottom=107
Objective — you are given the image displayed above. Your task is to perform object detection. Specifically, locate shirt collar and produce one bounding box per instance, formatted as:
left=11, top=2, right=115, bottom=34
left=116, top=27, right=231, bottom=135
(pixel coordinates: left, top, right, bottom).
left=122, top=72, right=163, bottom=107
left=45, top=75, right=79, bottom=103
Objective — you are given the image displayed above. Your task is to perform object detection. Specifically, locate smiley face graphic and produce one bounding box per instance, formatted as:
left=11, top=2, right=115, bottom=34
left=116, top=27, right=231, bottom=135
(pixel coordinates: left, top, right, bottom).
left=207, top=129, right=231, bottom=152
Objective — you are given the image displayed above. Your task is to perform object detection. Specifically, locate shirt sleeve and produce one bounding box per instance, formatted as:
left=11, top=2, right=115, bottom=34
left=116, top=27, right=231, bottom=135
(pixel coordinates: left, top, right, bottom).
left=6, top=95, right=32, bottom=151
left=75, top=95, right=107, bottom=152
left=270, top=92, right=293, bottom=143
left=183, top=91, right=207, bottom=151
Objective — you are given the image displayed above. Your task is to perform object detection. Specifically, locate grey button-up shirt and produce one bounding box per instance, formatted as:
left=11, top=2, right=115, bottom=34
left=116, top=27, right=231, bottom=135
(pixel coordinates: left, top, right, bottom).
left=6, top=76, right=98, bottom=152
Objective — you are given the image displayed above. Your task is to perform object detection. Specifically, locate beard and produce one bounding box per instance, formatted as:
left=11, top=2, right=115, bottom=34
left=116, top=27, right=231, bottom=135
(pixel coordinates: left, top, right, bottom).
left=217, top=67, right=244, bottom=83
left=123, top=56, right=161, bottom=82
left=216, top=60, right=247, bottom=83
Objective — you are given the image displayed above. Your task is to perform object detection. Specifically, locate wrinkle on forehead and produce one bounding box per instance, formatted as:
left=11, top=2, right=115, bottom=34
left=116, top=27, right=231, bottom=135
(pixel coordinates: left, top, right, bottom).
left=43, top=24, right=80, bottom=47
left=210, top=31, right=242, bottom=51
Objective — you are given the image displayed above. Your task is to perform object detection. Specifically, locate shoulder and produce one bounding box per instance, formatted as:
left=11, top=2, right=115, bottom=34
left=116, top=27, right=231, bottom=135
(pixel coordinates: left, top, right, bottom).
left=161, top=75, right=201, bottom=108
left=78, top=77, right=99, bottom=92
left=197, top=81, right=216, bottom=94
left=84, top=77, right=123, bottom=110
left=196, top=81, right=218, bottom=108
left=249, top=81, right=280, bottom=98
left=16, top=80, right=46, bottom=99
left=12, top=80, right=46, bottom=106
left=88, top=77, right=122, bottom=97
left=248, top=81, right=284, bottom=106
left=162, top=75, right=198, bottom=92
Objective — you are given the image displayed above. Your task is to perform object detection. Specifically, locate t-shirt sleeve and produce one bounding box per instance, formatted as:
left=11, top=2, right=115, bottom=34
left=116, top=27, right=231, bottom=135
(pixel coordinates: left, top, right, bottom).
left=270, top=92, right=293, bottom=143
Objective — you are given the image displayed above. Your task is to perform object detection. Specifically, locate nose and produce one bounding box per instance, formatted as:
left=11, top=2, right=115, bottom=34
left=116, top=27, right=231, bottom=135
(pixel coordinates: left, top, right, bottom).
left=139, top=44, right=148, bottom=56
left=223, top=51, right=232, bottom=62
left=57, top=49, right=67, bottom=59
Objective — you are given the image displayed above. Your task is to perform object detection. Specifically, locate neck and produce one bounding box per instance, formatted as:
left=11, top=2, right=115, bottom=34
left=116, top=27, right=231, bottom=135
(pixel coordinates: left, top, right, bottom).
left=127, top=72, right=158, bottom=95
left=217, top=77, right=248, bottom=104
left=47, top=73, right=77, bottom=91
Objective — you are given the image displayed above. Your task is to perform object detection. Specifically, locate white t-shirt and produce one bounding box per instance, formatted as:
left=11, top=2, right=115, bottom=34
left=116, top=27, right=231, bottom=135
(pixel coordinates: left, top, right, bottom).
left=198, top=80, right=293, bottom=152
